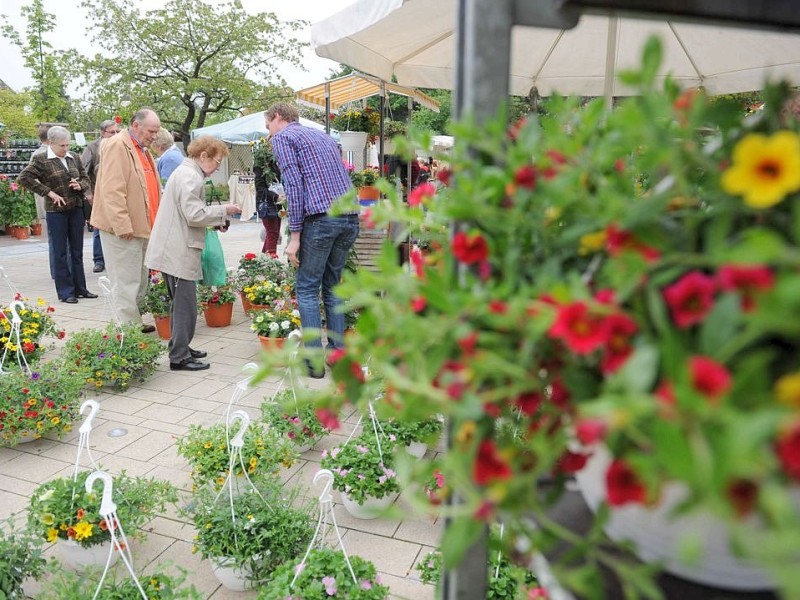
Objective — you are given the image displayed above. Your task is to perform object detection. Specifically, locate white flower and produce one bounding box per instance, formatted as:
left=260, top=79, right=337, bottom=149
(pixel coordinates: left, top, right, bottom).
left=280, top=320, right=291, bottom=330
left=269, top=322, right=279, bottom=331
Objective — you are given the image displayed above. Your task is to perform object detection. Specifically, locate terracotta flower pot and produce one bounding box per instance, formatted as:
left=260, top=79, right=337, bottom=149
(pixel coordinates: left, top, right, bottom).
left=258, top=335, right=286, bottom=351
left=202, top=302, right=233, bottom=327
left=154, top=315, right=171, bottom=340
left=358, top=185, right=380, bottom=202
left=240, top=292, right=252, bottom=314
left=13, top=227, right=30, bottom=240
left=30, top=222, right=42, bottom=236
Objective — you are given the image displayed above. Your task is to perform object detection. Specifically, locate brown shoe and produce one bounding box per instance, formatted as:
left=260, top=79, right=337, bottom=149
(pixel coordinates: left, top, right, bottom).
left=141, top=324, right=156, bottom=334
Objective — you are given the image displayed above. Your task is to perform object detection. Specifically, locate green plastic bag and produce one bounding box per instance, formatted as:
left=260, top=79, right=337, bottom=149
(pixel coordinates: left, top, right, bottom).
left=201, top=228, right=227, bottom=286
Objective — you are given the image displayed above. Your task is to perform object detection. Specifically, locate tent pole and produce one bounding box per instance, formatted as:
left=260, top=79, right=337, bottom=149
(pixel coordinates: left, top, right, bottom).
left=379, top=81, right=385, bottom=173
left=444, top=0, right=514, bottom=598
left=325, top=82, right=331, bottom=134
left=603, top=16, right=619, bottom=110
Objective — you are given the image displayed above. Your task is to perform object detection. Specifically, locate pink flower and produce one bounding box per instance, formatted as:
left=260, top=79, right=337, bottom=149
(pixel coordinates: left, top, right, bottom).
left=322, top=576, right=337, bottom=595
left=689, top=355, right=732, bottom=401
left=316, top=408, right=340, bottom=430
left=9, top=182, right=18, bottom=192
left=360, top=579, right=373, bottom=590
left=548, top=301, right=609, bottom=355
left=408, top=182, right=436, bottom=207
left=717, top=264, right=775, bottom=312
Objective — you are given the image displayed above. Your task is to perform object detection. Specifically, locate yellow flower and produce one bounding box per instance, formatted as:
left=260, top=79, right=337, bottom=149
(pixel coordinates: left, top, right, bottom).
left=46, top=527, right=59, bottom=542
left=579, top=231, right=607, bottom=255
left=249, top=456, right=258, bottom=467
left=73, top=520, right=93, bottom=541
left=42, top=513, right=55, bottom=525
left=455, top=420, right=476, bottom=446
left=51, top=416, right=60, bottom=425
left=204, top=442, right=212, bottom=449
left=775, top=371, right=800, bottom=409
left=721, top=131, right=800, bottom=208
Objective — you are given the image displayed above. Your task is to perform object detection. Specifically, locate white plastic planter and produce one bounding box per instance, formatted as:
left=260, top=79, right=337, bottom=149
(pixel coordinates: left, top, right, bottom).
left=341, top=491, right=398, bottom=520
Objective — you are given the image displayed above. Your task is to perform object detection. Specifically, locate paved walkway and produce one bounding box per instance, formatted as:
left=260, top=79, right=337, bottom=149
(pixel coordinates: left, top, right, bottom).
left=0, top=220, right=439, bottom=599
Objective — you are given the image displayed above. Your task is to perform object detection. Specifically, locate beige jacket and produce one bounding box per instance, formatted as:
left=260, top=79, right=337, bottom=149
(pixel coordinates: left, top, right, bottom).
left=90, top=130, right=159, bottom=238
left=145, top=158, right=227, bottom=281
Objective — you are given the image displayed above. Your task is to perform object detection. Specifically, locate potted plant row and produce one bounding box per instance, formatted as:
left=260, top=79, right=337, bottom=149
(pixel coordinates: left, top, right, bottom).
left=229, top=253, right=295, bottom=313
left=196, top=284, right=236, bottom=328
left=250, top=301, right=302, bottom=350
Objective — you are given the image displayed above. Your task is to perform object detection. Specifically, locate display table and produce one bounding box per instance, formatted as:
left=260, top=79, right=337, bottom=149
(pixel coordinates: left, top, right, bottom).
left=227, top=175, right=256, bottom=220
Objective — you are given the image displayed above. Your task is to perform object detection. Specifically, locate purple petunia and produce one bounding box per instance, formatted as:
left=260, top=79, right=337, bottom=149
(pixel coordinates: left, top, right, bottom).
left=30, top=372, right=41, bottom=380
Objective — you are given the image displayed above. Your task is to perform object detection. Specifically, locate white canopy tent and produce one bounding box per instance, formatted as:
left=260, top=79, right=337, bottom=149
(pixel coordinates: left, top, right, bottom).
left=191, top=112, right=328, bottom=143
left=312, top=0, right=800, bottom=101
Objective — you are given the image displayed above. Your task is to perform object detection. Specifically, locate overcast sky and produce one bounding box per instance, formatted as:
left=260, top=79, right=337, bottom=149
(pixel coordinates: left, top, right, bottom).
left=0, top=0, right=355, bottom=93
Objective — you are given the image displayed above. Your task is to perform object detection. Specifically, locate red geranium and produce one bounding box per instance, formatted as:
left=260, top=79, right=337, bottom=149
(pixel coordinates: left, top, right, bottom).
left=452, top=231, right=489, bottom=264
left=775, top=421, right=800, bottom=481
left=663, top=270, right=716, bottom=328
left=689, top=355, right=732, bottom=400
left=605, top=459, right=647, bottom=506
left=548, top=301, right=609, bottom=355
left=473, top=439, right=513, bottom=485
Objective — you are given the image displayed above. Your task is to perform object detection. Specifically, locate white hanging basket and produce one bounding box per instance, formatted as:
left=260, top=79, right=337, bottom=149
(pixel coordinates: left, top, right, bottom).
left=339, top=131, right=368, bottom=154
left=54, top=538, right=120, bottom=571
left=211, top=556, right=257, bottom=591
left=575, top=444, right=776, bottom=591
left=340, top=491, right=398, bottom=520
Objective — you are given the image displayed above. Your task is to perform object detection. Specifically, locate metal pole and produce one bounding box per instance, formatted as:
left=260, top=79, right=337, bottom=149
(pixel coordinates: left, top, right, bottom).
left=443, top=1, right=515, bottom=599
left=325, top=82, right=331, bottom=135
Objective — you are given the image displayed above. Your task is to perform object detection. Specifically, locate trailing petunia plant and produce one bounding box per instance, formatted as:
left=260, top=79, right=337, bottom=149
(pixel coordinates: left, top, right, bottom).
left=320, top=432, right=399, bottom=505
left=138, top=271, right=172, bottom=318
left=1, top=295, right=64, bottom=366
left=290, top=38, right=800, bottom=598
left=196, top=284, right=237, bottom=306
left=261, top=388, right=329, bottom=449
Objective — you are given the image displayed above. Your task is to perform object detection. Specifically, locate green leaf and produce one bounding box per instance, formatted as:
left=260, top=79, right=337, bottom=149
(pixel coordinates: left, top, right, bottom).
left=440, top=519, right=485, bottom=568
left=640, top=36, right=664, bottom=89
left=726, top=227, right=786, bottom=263
left=699, top=293, right=740, bottom=357
left=609, top=343, right=659, bottom=393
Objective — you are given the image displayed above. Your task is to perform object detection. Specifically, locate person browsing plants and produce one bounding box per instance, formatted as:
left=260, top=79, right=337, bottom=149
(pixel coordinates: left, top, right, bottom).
left=145, top=136, right=241, bottom=371
left=265, top=102, right=359, bottom=378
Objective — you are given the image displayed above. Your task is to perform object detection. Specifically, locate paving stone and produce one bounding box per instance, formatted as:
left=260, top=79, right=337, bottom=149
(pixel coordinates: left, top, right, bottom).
left=342, top=529, right=422, bottom=578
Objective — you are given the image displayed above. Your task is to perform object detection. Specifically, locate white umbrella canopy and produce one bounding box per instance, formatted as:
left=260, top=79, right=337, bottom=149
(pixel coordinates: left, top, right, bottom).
left=312, top=0, right=800, bottom=97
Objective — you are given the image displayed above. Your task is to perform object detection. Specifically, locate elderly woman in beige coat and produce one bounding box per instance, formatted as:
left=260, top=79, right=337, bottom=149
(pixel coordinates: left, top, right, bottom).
left=145, top=136, right=241, bottom=371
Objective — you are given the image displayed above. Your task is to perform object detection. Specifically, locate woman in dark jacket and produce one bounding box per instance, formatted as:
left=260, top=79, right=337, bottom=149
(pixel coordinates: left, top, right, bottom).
left=254, top=152, right=282, bottom=258
left=18, top=126, right=97, bottom=303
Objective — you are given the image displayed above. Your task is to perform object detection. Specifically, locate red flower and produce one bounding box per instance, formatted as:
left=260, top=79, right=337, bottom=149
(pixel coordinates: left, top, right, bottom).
left=436, top=168, right=452, bottom=186
left=514, top=165, right=537, bottom=190
left=488, top=299, right=507, bottom=314
left=689, top=355, right=731, bottom=400
left=605, top=224, right=660, bottom=262
left=327, top=348, right=347, bottom=365
left=654, top=380, right=677, bottom=417
left=361, top=208, right=376, bottom=229
left=434, top=360, right=468, bottom=400
left=473, top=439, right=513, bottom=485
left=514, top=391, right=541, bottom=416
left=457, top=332, right=478, bottom=356
left=350, top=362, right=366, bottom=383
left=244, top=252, right=257, bottom=260
left=452, top=231, right=489, bottom=264
left=549, top=379, right=571, bottom=409
left=554, top=450, right=590, bottom=474
left=22, top=342, right=36, bottom=354
left=725, top=478, right=759, bottom=517
left=57, top=330, right=66, bottom=339
left=575, top=418, right=607, bottom=445
left=411, top=296, right=427, bottom=312
left=483, top=402, right=502, bottom=418
left=410, top=247, right=425, bottom=279
left=408, top=182, right=436, bottom=207
left=600, top=313, right=638, bottom=374
left=315, top=408, right=341, bottom=431
left=474, top=500, right=495, bottom=521
left=114, top=115, right=122, bottom=124
left=528, top=588, right=550, bottom=599
left=717, top=264, right=775, bottom=312
left=605, top=459, right=647, bottom=506
left=663, top=271, right=716, bottom=328
left=548, top=301, right=609, bottom=355
left=775, top=421, right=800, bottom=481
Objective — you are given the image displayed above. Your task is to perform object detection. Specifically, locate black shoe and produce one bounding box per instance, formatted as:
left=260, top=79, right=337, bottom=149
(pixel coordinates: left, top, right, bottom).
left=61, top=297, right=78, bottom=304
left=93, top=263, right=105, bottom=273
left=87, top=223, right=94, bottom=232
left=304, top=359, right=325, bottom=379
left=189, top=348, right=207, bottom=359
left=76, top=291, right=98, bottom=299
left=170, top=358, right=210, bottom=371
left=141, top=324, right=156, bottom=334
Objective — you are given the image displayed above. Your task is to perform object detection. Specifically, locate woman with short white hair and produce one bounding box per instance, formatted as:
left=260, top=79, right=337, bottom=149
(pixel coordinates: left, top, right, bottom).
left=18, top=126, right=97, bottom=303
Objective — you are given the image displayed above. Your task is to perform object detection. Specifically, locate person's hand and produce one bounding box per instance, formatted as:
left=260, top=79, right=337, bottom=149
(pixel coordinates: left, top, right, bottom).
left=48, top=191, right=66, bottom=207
left=119, top=232, right=134, bottom=240
left=286, top=237, right=301, bottom=268
left=68, top=178, right=82, bottom=191
left=224, top=204, right=242, bottom=216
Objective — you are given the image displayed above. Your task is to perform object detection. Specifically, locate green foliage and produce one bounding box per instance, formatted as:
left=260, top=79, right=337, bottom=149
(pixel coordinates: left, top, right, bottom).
left=0, top=176, right=36, bottom=227
left=0, top=516, right=46, bottom=599
left=0, top=360, right=84, bottom=446
left=1, top=0, right=72, bottom=122
left=138, top=272, right=172, bottom=317
left=380, top=417, right=443, bottom=446
left=69, top=0, right=306, bottom=142
left=1, top=295, right=63, bottom=366
left=27, top=470, right=177, bottom=548
left=349, top=167, right=380, bottom=188
left=61, top=323, right=166, bottom=390
left=175, top=422, right=298, bottom=490
left=0, top=89, right=38, bottom=138
left=36, top=564, right=201, bottom=599
left=260, top=389, right=329, bottom=448
left=251, top=137, right=279, bottom=183
left=320, top=433, right=400, bottom=504
left=259, top=548, right=389, bottom=600
left=196, top=284, right=237, bottom=306
left=331, top=107, right=381, bottom=137
left=184, top=480, right=314, bottom=582
left=229, top=252, right=295, bottom=294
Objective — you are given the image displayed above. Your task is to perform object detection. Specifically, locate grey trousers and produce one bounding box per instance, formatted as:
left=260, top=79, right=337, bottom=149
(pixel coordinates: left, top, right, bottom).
left=163, top=274, right=197, bottom=364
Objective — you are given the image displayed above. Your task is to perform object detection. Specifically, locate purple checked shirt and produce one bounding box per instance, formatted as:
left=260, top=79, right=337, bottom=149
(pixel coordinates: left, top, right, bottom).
left=271, top=122, right=354, bottom=232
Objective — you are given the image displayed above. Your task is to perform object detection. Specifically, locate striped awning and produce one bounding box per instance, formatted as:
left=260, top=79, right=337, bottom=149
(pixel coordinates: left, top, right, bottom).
left=295, top=72, right=440, bottom=113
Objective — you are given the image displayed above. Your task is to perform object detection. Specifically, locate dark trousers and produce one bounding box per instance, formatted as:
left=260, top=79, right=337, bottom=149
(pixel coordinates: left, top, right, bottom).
left=164, top=273, right=197, bottom=364
left=261, top=217, right=281, bottom=256
left=46, top=206, right=88, bottom=300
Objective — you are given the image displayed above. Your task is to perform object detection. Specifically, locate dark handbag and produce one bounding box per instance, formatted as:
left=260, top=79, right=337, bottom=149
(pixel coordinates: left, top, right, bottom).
left=257, top=190, right=279, bottom=219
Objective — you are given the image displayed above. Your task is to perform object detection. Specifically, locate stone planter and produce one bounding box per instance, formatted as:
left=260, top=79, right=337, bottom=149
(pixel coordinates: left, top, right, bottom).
left=202, top=302, right=233, bottom=327
left=340, top=491, right=398, bottom=520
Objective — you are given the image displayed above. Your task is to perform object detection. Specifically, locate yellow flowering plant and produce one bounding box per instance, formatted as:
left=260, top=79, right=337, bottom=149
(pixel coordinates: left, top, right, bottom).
left=250, top=304, right=301, bottom=338
left=330, top=106, right=381, bottom=140
left=61, top=323, right=166, bottom=390
left=299, top=39, right=800, bottom=598
left=243, top=280, right=294, bottom=307
left=0, top=360, right=84, bottom=446
left=1, top=295, right=64, bottom=365
left=27, top=470, right=177, bottom=548
left=175, top=422, right=299, bottom=490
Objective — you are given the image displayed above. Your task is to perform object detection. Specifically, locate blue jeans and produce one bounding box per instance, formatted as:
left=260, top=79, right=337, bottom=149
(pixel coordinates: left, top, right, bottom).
left=46, top=206, right=88, bottom=299
left=296, top=214, right=359, bottom=350
left=93, top=227, right=104, bottom=265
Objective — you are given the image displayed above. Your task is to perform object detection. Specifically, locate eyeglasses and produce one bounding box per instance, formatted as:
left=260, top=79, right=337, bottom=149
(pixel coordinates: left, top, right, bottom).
left=212, top=156, right=222, bottom=165
left=103, top=129, right=118, bottom=136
